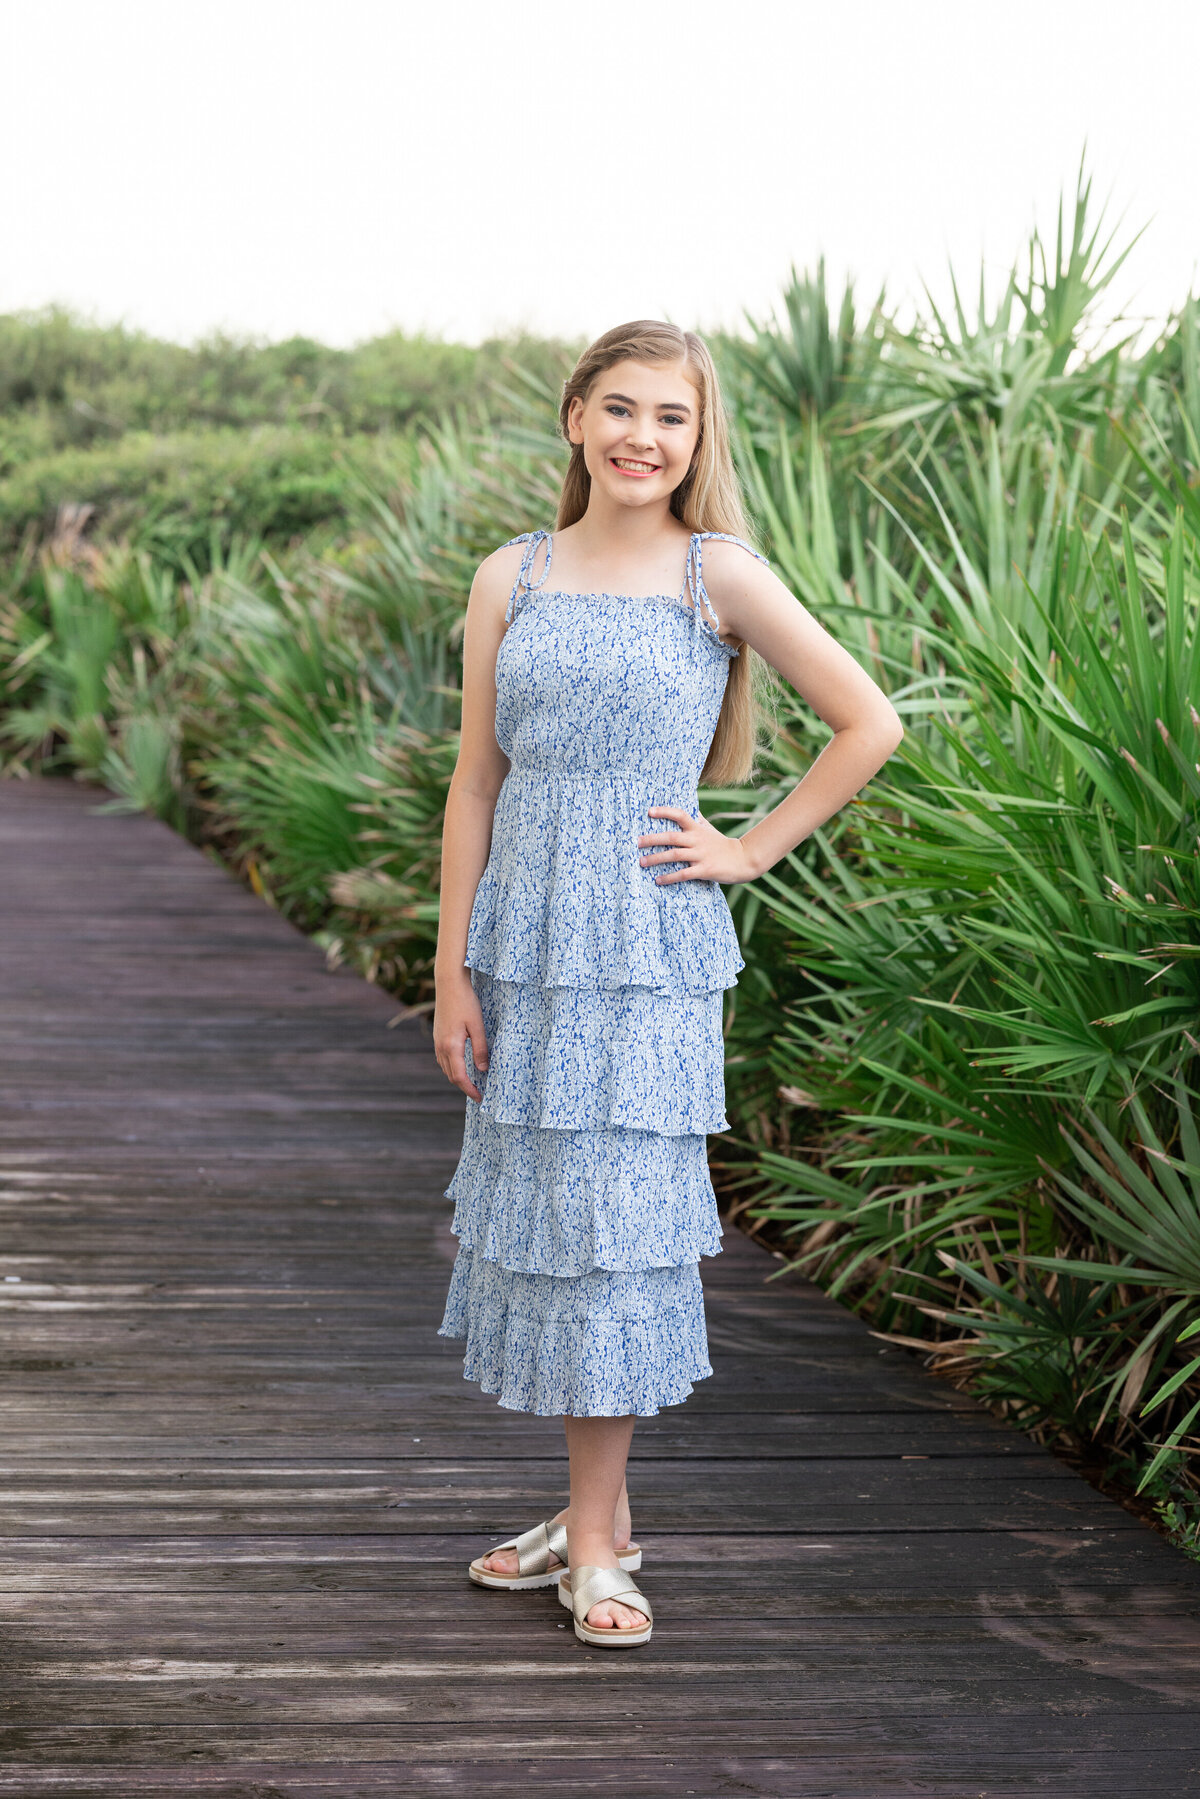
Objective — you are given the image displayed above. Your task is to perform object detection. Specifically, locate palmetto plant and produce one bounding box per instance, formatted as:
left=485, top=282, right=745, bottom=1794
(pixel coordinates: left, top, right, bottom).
left=738, top=479, right=1199, bottom=1343
left=723, top=179, right=1200, bottom=1515
left=722, top=257, right=873, bottom=430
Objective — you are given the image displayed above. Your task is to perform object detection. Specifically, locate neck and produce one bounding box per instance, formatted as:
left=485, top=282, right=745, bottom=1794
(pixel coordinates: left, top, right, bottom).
left=571, top=495, right=686, bottom=553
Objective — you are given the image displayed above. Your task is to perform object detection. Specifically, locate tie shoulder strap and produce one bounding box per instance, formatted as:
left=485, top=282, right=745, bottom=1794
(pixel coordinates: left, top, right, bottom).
left=680, top=531, right=770, bottom=654
left=499, top=529, right=554, bottom=624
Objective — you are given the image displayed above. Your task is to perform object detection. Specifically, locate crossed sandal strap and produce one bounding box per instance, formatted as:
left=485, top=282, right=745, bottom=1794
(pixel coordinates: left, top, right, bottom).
left=569, top=1564, right=653, bottom=1624
left=498, top=1517, right=568, bottom=1578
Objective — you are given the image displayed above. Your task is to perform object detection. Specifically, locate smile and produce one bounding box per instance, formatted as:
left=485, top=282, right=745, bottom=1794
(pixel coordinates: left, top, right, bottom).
left=611, top=458, right=660, bottom=476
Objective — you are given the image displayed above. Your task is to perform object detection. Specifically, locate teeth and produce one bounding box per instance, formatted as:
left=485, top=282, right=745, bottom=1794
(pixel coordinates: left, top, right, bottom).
left=614, top=458, right=657, bottom=471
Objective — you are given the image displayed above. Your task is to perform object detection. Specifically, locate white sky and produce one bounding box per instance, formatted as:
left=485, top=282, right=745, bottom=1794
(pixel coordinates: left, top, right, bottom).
left=1, top=0, right=1197, bottom=350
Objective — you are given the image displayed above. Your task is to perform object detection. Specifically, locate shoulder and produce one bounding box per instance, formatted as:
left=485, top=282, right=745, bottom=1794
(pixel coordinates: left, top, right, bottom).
left=468, top=534, right=541, bottom=613
left=474, top=534, right=534, bottom=589
left=695, top=532, right=787, bottom=644
left=696, top=532, right=774, bottom=602
left=697, top=532, right=770, bottom=573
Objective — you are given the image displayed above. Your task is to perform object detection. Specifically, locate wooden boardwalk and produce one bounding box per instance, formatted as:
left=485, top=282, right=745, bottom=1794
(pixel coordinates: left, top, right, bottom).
left=0, top=777, right=1198, bottom=1797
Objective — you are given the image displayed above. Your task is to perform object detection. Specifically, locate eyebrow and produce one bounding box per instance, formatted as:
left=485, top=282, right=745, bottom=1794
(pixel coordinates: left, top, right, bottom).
left=601, top=391, right=693, bottom=416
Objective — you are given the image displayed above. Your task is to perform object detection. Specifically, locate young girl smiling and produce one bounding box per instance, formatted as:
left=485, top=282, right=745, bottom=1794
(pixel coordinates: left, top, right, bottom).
left=433, top=319, right=903, bottom=1648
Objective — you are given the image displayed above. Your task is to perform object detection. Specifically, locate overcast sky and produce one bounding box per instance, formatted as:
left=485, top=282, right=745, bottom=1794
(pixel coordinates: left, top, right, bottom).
left=2, top=0, right=1197, bottom=351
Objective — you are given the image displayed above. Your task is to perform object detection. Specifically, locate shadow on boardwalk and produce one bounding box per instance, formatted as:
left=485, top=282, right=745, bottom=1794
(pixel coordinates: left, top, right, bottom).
left=0, top=777, right=1198, bottom=1798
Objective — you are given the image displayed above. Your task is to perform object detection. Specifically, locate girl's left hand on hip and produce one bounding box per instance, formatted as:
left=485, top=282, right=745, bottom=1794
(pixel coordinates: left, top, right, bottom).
left=637, top=805, right=757, bottom=885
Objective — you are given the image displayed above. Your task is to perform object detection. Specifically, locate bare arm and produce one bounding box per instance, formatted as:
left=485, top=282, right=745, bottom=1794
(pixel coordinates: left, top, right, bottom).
left=432, top=544, right=523, bottom=1098
left=638, top=540, right=904, bottom=884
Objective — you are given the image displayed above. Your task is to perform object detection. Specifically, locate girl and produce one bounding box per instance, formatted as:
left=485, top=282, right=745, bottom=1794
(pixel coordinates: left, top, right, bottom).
left=433, top=319, right=903, bottom=1649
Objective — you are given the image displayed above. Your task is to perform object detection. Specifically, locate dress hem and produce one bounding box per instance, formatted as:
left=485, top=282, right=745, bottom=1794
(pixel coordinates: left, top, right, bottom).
left=436, top=1321, right=714, bottom=1418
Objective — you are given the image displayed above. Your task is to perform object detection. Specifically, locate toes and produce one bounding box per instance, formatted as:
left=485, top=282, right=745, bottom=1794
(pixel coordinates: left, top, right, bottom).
left=585, top=1601, right=646, bottom=1630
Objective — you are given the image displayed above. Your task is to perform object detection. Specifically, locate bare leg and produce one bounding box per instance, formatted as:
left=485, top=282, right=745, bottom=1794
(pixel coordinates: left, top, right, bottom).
left=564, top=1414, right=647, bottom=1632
left=479, top=1467, right=633, bottom=1576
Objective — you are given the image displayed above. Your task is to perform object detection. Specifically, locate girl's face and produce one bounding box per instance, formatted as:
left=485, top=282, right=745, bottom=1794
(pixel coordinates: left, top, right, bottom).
left=567, top=358, right=702, bottom=506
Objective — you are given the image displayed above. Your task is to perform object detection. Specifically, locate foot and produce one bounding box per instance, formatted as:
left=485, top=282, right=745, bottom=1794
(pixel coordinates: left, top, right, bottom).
left=577, top=1574, right=649, bottom=1633
left=567, top=1529, right=648, bottom=1633
left=480, top=1503, right=634, bottom=1578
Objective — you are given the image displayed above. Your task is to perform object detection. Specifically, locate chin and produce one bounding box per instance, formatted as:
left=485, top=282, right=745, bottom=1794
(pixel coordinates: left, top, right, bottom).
left=601, top=469, right=679, bottom=499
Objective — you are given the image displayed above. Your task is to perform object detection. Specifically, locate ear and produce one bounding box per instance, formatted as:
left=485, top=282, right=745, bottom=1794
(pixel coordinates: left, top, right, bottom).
left=566, top=395, right=584, bottom=445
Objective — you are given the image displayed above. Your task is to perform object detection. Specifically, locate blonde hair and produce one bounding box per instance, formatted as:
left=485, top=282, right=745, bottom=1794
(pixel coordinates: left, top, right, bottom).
left=554, top=319, right=765, bottom=786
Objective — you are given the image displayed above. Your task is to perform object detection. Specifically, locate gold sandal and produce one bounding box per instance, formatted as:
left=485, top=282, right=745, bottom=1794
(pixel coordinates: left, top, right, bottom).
left=558, top=1564, right=653, bottom=1647
left=469, top=1519, right=642, bottom=1591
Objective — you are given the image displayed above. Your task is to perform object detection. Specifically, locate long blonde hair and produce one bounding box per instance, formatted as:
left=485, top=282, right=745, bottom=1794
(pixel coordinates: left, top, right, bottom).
left=554, top=319, right=765, bottom=786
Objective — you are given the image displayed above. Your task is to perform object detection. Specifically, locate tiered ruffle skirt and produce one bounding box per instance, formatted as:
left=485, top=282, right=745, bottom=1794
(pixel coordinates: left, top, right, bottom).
left=438, top=772, right=742, bottom=1416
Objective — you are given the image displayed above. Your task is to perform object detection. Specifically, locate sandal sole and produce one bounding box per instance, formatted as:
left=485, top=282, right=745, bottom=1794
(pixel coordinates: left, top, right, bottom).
left=574, top=1620, right=653, bottom=1648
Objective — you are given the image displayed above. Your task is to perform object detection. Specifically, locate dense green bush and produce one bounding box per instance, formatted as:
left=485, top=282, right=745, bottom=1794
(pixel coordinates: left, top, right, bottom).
left=0, top=307, right=577, bottom=458
left=0, top=308, right=581, bottom=565
left=0, top=426, right=416, bottom=565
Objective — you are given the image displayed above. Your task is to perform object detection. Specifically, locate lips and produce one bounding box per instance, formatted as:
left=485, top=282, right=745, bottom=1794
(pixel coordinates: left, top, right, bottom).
left=611, top=457, right=660, bottom=476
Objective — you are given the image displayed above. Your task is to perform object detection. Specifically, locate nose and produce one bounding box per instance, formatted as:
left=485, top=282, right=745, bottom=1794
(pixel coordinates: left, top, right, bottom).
left=626, top=425, right=656, bottom=450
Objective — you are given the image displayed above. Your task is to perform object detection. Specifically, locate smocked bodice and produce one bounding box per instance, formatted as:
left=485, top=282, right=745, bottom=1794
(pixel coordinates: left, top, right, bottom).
left=495, top=527, right=759, bottom=791
left=497, top=590, right=736, bottom=789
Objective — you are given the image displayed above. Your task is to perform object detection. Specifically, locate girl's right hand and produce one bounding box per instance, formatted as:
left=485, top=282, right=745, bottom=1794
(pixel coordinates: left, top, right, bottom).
left=433, top=976, right=490, bottom=1103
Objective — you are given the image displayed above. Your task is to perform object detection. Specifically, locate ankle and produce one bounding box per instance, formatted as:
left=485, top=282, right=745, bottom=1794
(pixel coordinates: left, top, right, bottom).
left=563, top=1503, right=633, bottom=1550
left=567, top=1524, right=620, bottom=1567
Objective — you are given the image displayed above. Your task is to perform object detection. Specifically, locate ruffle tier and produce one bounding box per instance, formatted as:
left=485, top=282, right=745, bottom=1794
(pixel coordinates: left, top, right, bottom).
left=437, top=1241, right=713, bottom=1416
left=466, top=969, right=730, bottom=1136
left=465, top=772, right=745, bottom=996
left=445, top=1114, right=723, bottom=1275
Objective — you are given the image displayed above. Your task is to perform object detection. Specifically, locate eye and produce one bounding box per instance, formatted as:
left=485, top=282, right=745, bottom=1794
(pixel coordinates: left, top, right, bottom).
left=662, top=414, right=686, bottom=426
left=605, top=404, right=630, bottom=417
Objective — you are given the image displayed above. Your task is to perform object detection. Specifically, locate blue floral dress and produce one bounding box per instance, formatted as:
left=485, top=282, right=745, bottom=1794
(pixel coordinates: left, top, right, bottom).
left=438, top=526, right=769, bottom=1415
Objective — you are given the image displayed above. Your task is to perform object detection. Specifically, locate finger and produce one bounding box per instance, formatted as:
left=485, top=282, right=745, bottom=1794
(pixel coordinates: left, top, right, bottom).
left=640, top=836, right=696, bottom=856
left=438, top=1041, right=484, bottom=1103
left=451, top=1056, right=483, bottom=1102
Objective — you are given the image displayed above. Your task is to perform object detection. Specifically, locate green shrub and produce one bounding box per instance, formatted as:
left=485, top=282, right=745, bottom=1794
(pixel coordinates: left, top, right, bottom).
left=0, top=426, right=414, bottom=565
left=0, top=306, right=579, bottom=457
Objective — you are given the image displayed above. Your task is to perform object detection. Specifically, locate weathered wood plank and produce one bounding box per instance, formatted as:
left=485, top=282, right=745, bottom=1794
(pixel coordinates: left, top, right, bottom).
left=0, top=777, right=1198, bottom=1796
left=0, top=1417, right=1046, bottom=1457
left=2, top=1675, right=1196, bottom=1727
left=0, top=1527, right=1185, bottom=1589
left=1, top=1739, right=1198, bottom=1799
